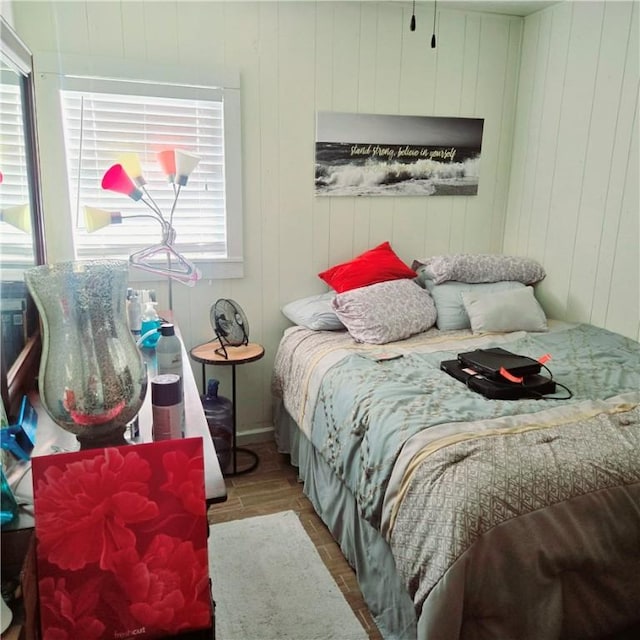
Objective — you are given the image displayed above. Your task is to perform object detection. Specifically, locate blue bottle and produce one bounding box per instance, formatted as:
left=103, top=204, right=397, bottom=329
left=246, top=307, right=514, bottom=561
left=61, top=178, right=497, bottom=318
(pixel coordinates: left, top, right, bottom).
left=139, top=302, right=162, bottom=349
left=201, top=379, right=233, bottom=471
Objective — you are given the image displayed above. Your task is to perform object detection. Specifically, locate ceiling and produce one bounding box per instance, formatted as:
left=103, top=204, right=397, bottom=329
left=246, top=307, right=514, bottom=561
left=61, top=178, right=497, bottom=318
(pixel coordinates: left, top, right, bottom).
left=413, top=1, right=560, bottom=17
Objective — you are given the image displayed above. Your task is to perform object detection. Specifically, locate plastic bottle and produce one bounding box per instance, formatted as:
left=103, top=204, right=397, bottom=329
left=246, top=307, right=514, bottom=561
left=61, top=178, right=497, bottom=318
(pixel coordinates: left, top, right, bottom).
left=140, top=301, right=161, bottom=348
left=156, top=323, right=183, bottom=381
left=127, top=290, right=142, bottom=336
left=201, top=379, right=233, bottom=471
left=151, top=373, right=183, bottom=440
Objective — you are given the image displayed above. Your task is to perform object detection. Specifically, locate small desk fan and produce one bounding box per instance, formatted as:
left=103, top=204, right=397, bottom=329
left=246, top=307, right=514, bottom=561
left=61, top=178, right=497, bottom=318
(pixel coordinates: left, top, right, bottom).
left=210, top=298, right=249, bottom=358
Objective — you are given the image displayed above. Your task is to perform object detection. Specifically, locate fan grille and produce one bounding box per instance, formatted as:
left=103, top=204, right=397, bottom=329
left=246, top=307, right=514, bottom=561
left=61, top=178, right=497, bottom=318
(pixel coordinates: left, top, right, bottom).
left=211, top=299, right=249, bottom=348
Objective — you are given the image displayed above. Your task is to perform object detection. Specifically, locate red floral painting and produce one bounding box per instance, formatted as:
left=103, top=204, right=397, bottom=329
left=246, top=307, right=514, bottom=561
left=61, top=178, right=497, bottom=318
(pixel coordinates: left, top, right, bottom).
left=32, top=437, right=212, bottom=640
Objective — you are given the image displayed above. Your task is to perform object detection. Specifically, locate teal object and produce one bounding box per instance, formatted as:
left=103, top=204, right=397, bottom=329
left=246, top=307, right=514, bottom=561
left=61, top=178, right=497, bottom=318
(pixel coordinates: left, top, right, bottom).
left=140, top=319, right=162, bottom=348
left=0, top=466, right=18, bottom=527
left=0, top=395, right=38, bottom=461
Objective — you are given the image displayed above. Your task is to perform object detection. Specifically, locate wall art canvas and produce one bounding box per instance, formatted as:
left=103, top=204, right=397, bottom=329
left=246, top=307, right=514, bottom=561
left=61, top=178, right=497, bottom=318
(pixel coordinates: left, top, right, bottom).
left=315, top=112, right=484, bottom=197
left=32, top=437, right=213, bottom=640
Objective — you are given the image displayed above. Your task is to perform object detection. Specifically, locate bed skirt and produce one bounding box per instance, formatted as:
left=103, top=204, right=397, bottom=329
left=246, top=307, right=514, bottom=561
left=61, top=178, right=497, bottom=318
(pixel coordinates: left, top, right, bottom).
left=274, top=400, right=417, bottom=639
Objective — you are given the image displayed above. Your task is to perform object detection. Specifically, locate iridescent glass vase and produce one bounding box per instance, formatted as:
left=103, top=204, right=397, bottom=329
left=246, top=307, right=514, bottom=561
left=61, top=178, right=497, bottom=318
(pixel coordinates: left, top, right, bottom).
left=25, top=259, right=147, bottom=449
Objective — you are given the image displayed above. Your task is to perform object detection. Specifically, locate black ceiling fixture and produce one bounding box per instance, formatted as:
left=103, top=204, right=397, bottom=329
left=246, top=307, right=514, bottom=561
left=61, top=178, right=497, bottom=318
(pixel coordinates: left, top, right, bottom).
left=409, top=1, right=437, bottom=49
left=431, top=0, right=437, bottom=48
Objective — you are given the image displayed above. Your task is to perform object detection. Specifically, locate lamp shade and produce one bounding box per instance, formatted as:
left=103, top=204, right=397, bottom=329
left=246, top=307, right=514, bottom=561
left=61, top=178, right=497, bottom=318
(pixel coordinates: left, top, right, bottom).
left=157, top=150, right=176, bottom=183
left=84, top=206, right=123, bottom=232
left=117, top=153, right=146, bottom=187
left=174, top=150, right=200, bottom=186
left=0, top=203, right=31, bottom=233
left=101, top=164, right=143, bottom=201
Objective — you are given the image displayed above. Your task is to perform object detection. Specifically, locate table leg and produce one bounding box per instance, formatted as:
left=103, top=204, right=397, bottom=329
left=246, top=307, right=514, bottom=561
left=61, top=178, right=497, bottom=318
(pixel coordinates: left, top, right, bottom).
left=223, top=364, right=258, bottom=477
left=232, top=363, right=236, bottom=473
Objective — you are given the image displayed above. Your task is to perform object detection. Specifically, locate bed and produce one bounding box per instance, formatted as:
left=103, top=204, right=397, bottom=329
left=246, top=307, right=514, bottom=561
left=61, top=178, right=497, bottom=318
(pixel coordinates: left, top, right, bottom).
left=272, top=250, right=640, bottom=640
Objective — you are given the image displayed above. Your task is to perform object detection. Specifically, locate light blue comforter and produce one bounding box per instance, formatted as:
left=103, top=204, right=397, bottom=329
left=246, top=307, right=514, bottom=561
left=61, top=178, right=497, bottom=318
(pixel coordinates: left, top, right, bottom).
left=308, top=323, right=640, bottom=528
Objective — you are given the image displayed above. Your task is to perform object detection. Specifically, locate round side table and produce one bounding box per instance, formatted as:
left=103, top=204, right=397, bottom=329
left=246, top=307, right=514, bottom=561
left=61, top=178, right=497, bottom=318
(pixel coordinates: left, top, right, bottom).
left=190, top=341, right=265, bottom=476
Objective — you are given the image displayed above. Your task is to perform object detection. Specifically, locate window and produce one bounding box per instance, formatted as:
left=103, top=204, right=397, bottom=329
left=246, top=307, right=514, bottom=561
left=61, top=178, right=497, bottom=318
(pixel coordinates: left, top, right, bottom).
left=1, top=16, right=45, bottom=419
left=0, top=71, right=33, bottom=269
left=62, top=88, right=226, bottom=259
left=37, top=55, right=243, bottom=279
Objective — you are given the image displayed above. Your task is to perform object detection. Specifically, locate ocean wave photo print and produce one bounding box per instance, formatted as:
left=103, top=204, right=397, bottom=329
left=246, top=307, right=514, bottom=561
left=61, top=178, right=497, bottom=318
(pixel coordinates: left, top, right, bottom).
left=315, top=112, right=484, bottom=197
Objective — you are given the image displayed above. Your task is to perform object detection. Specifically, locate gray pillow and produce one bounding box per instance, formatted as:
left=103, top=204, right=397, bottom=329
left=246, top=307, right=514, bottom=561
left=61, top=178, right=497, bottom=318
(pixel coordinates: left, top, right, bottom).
left=461, top=286, right=548, bottom=333
left=281, top=292, right=345, bottom=331
left=428, top=280, right=525, bottom=331
left=413, top=264, right=431, bottom=289
left=412, top=254, right=545, bottom=285
left=332, top=279, right=436, bottom=344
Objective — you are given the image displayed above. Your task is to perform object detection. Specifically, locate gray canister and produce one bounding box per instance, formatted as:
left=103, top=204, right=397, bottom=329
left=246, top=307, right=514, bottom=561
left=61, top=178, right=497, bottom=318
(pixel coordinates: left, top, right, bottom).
left=151, top=373, right=183, bottom=440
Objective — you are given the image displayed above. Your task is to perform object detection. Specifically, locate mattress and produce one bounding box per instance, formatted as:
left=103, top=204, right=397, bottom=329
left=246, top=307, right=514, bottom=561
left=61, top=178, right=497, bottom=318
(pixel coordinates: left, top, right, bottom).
left=272, top=322, right=640, bottom=639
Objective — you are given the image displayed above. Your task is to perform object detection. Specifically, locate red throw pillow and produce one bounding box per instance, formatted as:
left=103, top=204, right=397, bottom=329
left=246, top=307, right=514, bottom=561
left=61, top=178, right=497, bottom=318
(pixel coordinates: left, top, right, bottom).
left=318, top=241, right=416, bottom=293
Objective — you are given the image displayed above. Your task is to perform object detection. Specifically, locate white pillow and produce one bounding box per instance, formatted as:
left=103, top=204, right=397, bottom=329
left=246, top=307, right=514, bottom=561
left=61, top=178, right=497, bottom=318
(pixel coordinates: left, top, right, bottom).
left=427, top=280, right=525, bottom=331
left=281, top=292, right=345, bottom=331
left=461, top=286, right=548, bottom=333
left=332, top=279, right=436, bottom=344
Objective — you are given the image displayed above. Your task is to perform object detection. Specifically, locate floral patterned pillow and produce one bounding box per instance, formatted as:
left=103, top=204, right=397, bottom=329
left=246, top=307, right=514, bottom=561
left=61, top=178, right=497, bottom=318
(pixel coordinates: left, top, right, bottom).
left=332, top=279, right=436, bottom=344
left=412, top=254, right=545, bottom=285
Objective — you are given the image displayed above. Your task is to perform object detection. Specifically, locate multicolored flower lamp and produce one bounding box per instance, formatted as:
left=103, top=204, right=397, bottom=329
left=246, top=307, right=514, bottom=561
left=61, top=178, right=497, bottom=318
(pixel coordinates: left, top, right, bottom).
left=0, top=203, right=31, bottom=233
left=0, top=168, right=31, bottom=233
left=84, top=149, right=202, bottom=287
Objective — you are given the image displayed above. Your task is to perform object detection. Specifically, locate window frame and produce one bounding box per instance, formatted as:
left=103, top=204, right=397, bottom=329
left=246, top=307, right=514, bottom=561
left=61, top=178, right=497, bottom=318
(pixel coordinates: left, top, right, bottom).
left=33, top=53, right=244, bottom=280
left=0, top=16, right=45, bottom=419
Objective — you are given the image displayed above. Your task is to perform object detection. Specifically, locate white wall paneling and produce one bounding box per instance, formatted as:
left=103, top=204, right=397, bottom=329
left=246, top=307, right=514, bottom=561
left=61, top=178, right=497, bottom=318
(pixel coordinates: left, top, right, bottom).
left=505, top=0, right=639, bottom=340
left=15, top=0, right=603, bottom=438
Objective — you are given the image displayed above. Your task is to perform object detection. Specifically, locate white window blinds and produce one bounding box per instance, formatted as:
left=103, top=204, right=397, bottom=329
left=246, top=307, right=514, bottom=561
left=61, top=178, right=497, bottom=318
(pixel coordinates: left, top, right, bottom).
left=0, top=76, right=33, bottom=264
left=60, top=86, right=228, bottom=260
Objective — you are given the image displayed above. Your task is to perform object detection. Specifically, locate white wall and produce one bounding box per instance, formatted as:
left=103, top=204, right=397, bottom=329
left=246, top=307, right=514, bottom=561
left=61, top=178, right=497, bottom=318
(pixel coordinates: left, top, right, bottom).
left=0, top=2, right=14, bottom=26
left=12, top=0, right=524, bottom=437
left=505, top=0, right=639, bottom=341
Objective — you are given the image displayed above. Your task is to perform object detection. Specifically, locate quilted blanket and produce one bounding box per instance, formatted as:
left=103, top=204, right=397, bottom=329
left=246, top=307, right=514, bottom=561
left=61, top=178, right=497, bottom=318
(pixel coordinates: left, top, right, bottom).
left=272, top=322, right=640, bottom=637
left=389, top=400, right=640, bottom=612
left=274, top=323, right=639, bottom=525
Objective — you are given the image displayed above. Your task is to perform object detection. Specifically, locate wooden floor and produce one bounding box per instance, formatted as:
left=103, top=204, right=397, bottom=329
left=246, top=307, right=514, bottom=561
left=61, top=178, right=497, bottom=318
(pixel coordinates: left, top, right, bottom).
left=207, top=440, right=384, bottom=640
